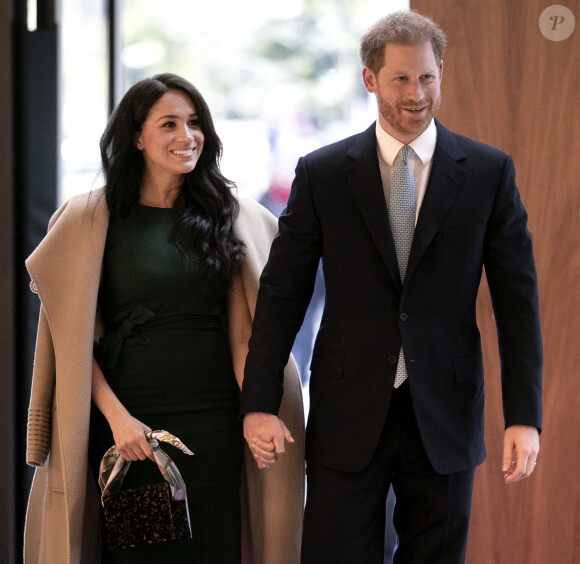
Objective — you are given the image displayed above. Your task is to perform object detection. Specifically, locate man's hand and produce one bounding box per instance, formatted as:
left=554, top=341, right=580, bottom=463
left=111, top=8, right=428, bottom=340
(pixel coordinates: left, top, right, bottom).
left=243, top=412, right=295, bottom=470
left=502, top=425, right=540, bottom=483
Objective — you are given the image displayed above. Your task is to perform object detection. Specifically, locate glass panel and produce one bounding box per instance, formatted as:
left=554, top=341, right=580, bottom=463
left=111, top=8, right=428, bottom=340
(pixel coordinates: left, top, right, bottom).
left=59, top=0, right=108, bottom=202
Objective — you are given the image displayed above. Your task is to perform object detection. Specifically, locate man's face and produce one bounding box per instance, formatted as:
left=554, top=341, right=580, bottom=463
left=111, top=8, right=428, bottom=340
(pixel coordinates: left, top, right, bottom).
left=362, top=41, right=443, bottom=144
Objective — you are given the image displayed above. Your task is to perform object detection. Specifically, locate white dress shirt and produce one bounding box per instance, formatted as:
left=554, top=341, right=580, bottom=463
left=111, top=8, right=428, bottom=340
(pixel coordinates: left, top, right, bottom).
left=376, top=120, right=437, bottom=225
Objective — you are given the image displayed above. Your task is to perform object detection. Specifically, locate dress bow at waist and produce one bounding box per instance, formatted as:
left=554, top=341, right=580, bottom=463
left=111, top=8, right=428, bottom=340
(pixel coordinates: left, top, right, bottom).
left=97, top=305, right=156, bottom=369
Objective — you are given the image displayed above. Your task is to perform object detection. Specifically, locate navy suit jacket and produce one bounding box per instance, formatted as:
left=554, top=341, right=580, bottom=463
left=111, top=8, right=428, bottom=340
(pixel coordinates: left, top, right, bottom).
left=241, top=121, right=542, bottom=475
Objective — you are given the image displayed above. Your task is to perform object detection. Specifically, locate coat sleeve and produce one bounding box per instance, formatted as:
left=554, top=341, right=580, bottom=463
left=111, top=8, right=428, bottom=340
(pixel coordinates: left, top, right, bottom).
left=25, top=198, right=73, bottom=467
left=26, top=304, right=56, bottom=466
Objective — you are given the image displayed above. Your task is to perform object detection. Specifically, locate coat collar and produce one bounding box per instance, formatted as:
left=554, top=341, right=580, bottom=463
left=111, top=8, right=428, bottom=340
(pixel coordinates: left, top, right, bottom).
left=346, top=120, right=467, bottom=290
left=26, top=188, right=110, bottom=329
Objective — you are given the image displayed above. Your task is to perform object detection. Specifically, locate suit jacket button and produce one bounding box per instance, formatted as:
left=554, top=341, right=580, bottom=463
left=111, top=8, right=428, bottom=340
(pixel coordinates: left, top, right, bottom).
left=388, top=355, right=398, bottom=365
left=400, top=312, right=409, bottom=322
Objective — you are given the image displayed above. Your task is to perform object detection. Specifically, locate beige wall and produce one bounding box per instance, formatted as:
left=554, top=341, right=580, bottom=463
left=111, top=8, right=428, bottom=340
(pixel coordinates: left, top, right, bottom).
left=411, top=1, right=580, bottom=562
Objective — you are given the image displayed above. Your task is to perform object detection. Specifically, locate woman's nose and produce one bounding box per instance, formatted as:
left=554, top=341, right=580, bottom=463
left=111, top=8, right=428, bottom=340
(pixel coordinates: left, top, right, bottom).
left=179, top=125, right=193, bottom=139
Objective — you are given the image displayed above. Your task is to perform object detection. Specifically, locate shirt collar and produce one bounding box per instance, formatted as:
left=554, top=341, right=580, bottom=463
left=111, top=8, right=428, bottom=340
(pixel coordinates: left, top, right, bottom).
left=375, top=119, right=437, bottom=166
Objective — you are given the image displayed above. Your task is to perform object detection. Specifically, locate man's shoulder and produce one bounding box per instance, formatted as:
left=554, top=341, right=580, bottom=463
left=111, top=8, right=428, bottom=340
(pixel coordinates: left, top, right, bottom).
left=436, top=121, right=508, bottom=161
left=303, top=122, right=376, bottom=163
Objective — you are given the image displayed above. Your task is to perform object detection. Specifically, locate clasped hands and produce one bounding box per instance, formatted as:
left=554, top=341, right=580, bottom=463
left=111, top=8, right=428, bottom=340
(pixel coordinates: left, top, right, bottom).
left=243, top=412, right=295, bottom=470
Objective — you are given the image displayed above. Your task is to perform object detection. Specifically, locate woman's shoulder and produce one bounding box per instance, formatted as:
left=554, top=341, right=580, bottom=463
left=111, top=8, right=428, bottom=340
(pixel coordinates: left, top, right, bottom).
left=26, top=187, right=109, bottom=293
left=28, top=188, right=108, bottom=265
left=48, top=188, right=107, bottom=229
left=237, top=194, right=272, bottom=217
left=234, top=195, right=278, bottom=271
left=236, top=195, right=277, bottom=234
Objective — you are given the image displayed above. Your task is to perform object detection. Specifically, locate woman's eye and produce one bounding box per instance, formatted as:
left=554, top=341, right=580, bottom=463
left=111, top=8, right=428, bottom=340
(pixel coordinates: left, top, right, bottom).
left=162, top=121, right=176, bottom=128
left=189, top=119, right=200, bottom=127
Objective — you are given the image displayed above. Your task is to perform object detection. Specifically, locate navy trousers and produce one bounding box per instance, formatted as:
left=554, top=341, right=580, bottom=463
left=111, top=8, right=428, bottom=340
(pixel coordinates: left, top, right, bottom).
left=301, top=381, right=476, bottom=564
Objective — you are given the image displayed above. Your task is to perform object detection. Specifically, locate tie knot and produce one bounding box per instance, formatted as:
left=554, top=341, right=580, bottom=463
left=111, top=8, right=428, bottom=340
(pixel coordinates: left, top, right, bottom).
left=398, top=145, right=412, bottom=164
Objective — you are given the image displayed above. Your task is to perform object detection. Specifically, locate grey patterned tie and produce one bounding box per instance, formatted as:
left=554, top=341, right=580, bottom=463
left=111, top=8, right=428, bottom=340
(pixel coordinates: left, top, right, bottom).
left=390, top=145, right=416, bottom=388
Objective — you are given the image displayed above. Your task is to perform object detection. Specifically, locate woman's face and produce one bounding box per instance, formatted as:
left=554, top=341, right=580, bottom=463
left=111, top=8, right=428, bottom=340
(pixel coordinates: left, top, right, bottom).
left=136, top=90, right=205, bottom=185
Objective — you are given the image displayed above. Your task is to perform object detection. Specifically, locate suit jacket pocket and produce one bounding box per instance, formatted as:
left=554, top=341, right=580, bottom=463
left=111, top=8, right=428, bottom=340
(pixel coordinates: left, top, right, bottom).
left=310, top=348, right=345, bottom=380
left=454, top=353, right=483, bottom=383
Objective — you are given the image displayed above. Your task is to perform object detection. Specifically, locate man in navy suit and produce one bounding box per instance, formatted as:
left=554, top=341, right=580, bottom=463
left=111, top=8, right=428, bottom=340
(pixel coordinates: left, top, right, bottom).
left=241, top=10, right=542, bottom=564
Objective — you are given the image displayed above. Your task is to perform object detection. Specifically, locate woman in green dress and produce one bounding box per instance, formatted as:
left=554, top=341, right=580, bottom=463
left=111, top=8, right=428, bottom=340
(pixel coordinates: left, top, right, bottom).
left=87, top=73, right=280, bottom=563
left=24, top=72, right=306, bottom=564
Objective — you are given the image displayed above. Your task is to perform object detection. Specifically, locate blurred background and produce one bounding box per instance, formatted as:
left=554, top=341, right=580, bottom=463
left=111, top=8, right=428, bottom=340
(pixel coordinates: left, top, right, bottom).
left=60, top=0, right=407, bottom=203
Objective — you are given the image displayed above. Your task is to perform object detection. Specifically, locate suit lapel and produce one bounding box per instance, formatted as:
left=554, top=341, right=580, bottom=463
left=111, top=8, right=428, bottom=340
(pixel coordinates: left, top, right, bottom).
left=346, top=124, right=402, bottom=291
left=406, top=123, right=467, bottom=281
left=345, top=122, right=468, bottom=288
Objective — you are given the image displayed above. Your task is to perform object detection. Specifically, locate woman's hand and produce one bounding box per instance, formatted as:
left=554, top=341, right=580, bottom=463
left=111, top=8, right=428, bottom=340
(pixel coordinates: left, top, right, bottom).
left=109, top=412, right=154, bottom=462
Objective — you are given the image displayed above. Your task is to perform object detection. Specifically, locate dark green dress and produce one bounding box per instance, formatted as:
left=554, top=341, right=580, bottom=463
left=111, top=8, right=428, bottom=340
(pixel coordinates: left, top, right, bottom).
left=89, top=204, right=243, bottom=563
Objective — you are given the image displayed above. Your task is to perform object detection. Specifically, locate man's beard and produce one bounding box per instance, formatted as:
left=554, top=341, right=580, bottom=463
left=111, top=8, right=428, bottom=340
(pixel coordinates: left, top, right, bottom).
left=378, top=94, right=441, bottom=138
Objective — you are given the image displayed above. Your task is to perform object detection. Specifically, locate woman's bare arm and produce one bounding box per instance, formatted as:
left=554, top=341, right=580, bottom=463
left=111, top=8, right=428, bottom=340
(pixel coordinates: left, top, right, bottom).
left=91, top=357, right=153, bottom=461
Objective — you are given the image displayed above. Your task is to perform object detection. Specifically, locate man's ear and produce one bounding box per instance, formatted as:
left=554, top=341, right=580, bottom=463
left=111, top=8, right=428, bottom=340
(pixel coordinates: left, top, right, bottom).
left=362, top=66, right=377, bottom=93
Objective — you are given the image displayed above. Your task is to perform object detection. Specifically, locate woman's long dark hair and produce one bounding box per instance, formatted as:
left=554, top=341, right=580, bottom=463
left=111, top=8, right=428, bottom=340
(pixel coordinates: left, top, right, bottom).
left=99, top=73, right=244, bottom=284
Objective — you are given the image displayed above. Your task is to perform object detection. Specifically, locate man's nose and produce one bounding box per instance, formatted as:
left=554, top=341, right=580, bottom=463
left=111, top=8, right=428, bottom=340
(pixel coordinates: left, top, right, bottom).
left=406, top=78, right=424, bottom=102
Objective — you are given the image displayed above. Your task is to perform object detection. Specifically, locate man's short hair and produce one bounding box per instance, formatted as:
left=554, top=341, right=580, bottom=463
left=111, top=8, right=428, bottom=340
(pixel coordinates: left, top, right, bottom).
left=360, top=10, right=447, bottom=73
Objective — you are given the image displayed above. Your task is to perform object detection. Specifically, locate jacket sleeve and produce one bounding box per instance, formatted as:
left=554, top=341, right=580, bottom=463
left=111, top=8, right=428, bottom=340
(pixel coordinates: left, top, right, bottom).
left=26, top=303, right=56, bottom=467
left=241, top=158, right=322, bottom=416
left=483, top=155, right=543, bottom=431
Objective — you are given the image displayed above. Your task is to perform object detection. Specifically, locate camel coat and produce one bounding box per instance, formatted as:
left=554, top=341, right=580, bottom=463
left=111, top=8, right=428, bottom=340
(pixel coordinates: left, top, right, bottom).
left=24, top=188, right=305, bottom=563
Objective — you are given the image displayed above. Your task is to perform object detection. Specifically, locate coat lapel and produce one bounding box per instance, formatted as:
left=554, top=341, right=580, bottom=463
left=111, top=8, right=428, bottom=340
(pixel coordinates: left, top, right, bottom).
left=346, top=124, right=402, bottom=291
left=26, top=189, right=109, bottom=325
left=406, top=123, right=467, bottom=281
